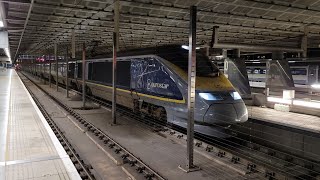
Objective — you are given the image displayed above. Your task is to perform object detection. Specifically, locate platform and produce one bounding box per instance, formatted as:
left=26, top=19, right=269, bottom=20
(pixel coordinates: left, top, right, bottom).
left=247, top=106, right=320, bottom=134
left=0, top=69, right=81, bottom=180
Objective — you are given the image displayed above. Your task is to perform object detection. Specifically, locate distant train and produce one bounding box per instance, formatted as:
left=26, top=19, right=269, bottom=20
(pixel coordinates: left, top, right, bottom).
left=245, top=61, right=319, bottom=88
left=26, top=45, right=248, bottom=136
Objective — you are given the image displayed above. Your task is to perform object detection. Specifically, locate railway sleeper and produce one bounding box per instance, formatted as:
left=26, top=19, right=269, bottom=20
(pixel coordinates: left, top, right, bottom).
left=144, top=173, right=155, bottom=180
left=115, top=148, right=122, bottom=154
left=103, top=138, right=110, bottom=144
left=217, top=151, right=226, bottom=157
left=195, top=141, right=202, bottom=147
left=99, top=135, right=104, bottom=140
left=231, top=156, right=240, bottom=164
left=136, top=166, right=145, bottom=173
left=247, top=163, right=256, bottom=172
left=109, top=143, right=116, bottom=148
left=265, top=171, right=276, bottom=180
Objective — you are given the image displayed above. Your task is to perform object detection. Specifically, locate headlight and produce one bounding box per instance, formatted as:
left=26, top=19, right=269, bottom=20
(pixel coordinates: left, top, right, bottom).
left=199, top=93, right=223, bottom=101
left=230, top=91, right=242, bottom=100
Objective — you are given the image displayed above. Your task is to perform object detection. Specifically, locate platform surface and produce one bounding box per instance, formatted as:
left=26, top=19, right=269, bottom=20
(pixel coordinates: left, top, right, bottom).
left=0, top=69, right=81, bottom=180
left=247, top=106, right=320, bottom=133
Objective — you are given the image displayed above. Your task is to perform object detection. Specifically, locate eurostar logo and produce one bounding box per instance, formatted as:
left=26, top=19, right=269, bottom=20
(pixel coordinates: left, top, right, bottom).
left=147, top=79, right=169, bottom=90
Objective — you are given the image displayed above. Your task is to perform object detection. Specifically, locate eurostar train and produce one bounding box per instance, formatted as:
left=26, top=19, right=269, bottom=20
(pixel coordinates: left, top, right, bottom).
left=245, top=61, right=320, bottom=88
left=29, top=45, right=248, bottom=136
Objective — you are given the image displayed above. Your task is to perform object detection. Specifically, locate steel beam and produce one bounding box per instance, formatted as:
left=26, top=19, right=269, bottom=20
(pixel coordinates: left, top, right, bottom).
left=112, top=0, right=120, bottom=124
left=112, top=32, right=117, bottom=124
left=55, top=43, right=58, bottom=91
left=13, top=0, right=34, bottom=60
left=71, top=29, right=75, bottom=59
left=179, top=5, right=200, bottom=173
left=66, top=46, right=69, bottom=98
left=187, top=6, right=197, bottom=169
left=301, top=27, right=309, bottom=58
left=82, top=42, right=86, bottom=108
left=213, top=43, right=303, bottom=52
left=114, top=0, right=120, bottom=51
left=49, top=54, right=52, bottom=87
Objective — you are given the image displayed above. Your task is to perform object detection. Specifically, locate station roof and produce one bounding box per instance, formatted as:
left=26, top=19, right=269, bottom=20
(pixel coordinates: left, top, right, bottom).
left=2, top=0, right=320, bottom=59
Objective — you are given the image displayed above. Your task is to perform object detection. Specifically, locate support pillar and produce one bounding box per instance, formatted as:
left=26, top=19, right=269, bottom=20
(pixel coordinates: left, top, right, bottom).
left=112, top=0, right=120, bottom=124
left=179, top=5, right=200, bottom=173
left=66, top=46, right=69, bottom=98
left=42, top=57, right=45, bottom=84
left=49, top=54, right=52, bottom=87
left=114, top=0, right=120, bottom=51
left=210, top=26, right=219, bottom=48
left=235, top=49, right=240, bottom=58
left=55, top=43, right=58, bottom=91
left=82, top=43, right=86, bottom=108
left=272, top=51, right=284, bottom=60
left=301, top=26, right=308, bottom=58
left=222, top=49, right=227, bottom=58
left=71, top=29, right=76, bottom=59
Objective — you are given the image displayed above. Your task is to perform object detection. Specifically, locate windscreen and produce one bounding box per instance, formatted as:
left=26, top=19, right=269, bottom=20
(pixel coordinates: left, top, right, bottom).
left=159, top=51, right=219, bottom=77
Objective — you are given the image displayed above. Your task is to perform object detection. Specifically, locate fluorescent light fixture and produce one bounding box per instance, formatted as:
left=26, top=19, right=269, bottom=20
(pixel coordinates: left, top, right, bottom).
left=181, top=45, right=200, bottom=50
left=215, top=55, right=224, bottom=58
left=267, top=97, right=292, bottom=104
left=293, top=100, right=320, bottom=109
left=311, top=84, right=320, bottom=89
left=0, top=21, right=3, bottom=27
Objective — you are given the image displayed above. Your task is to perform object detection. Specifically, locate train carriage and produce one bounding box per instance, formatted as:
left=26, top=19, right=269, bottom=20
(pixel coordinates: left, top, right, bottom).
left=31, top=45, right=248, bottom=136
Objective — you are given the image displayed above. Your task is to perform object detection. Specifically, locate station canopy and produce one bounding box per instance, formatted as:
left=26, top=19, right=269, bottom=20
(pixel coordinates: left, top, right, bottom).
left=3, top=0, right=320, bottom=59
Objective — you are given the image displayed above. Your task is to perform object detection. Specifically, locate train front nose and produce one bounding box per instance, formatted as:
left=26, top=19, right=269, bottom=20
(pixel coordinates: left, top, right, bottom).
left=203, top=102, right=248, bottom=126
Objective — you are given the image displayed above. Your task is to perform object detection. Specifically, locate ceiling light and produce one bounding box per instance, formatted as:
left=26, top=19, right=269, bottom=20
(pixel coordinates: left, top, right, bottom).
left=0, top=21, right=3, bottom=27
left=181, top=45, right=200, bottom=50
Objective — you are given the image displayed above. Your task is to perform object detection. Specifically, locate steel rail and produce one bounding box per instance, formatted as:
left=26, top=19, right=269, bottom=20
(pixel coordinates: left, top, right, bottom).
left=18, top=73, right=95, bottom=180
left=22, top=70, right=320, bottom=180
left=20, top=72, right=167, bottom=180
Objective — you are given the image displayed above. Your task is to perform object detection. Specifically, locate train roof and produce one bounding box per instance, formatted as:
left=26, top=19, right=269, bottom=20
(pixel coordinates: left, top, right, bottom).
left=92, top=45, right=189, bottom=59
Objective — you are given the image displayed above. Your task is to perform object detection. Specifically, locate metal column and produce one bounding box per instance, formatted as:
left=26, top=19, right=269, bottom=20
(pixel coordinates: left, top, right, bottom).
left=112, top=0, right=120, bottom=124
left=301, top=26, right=308, bottom=58
left=82, top=43, right=86, bottom=108
left=112, top=32, right=118, bottom=124
left=49, top=55, right=52, bottom=87
left=55, top=43, right=58, bottom=91
left=114, top=0, right=120, bottom=51
left=42, top=58, right=45, bottom=84
left=179, top=5, right=199, bottom=172
left=66, top=46, right=69, bottom=98
left=71, top=29, right=76, bottom=59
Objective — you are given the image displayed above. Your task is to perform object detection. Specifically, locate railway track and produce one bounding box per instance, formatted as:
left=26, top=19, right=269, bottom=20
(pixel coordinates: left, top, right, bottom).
left=19, top=72, right=166, bottom=180
left=23, top=72, right=320, bottom=180
left=18, top=74, right=96, bottom=180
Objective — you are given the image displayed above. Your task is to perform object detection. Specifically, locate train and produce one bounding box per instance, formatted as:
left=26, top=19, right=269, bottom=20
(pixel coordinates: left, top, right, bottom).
left=245, top=61, right=320, bottom=88
left=25, top=45, right=248, bottom=136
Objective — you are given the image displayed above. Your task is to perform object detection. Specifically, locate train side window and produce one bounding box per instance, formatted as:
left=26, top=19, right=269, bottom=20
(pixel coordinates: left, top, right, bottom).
left=90, top=61, right=112, bottom=84
left=291, top=68, right=307, bottom=75
left=116, top=61, right=131, bottom=88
